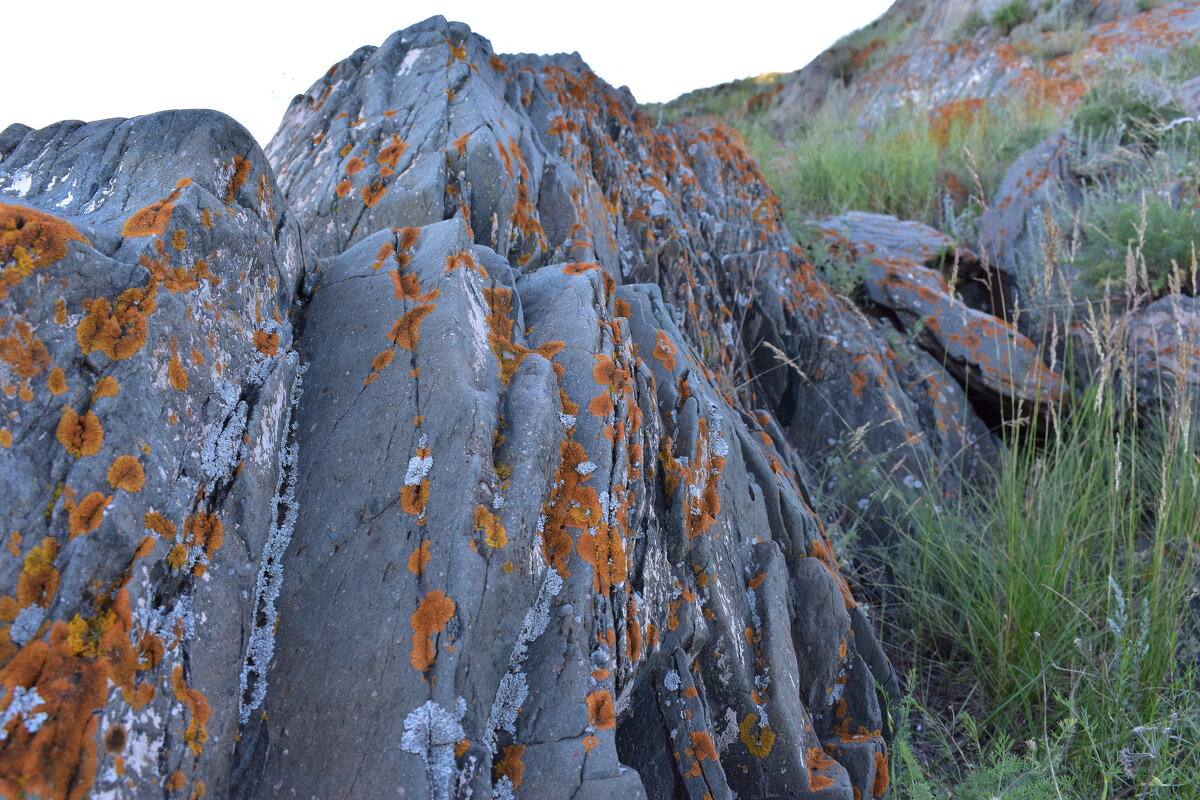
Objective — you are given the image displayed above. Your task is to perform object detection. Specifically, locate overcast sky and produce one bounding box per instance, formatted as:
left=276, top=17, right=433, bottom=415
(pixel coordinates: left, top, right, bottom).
left=5, top=1, right=894, bottom=148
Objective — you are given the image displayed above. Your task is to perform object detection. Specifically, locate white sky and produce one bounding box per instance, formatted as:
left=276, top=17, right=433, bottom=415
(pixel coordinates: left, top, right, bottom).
left=5, top=1, right=894, bottom=148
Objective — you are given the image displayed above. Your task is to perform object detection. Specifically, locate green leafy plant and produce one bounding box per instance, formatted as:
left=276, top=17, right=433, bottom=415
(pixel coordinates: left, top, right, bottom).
left=992, top=1, right=1031, bottom=34
left=1076, top=194, right=1200, bottom=295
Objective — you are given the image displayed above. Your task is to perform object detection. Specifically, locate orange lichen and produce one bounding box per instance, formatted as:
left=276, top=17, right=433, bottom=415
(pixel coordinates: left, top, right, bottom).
left=172, top=665, right=211, bottom=756
left=652, top=330, right=677, bottom=371
left=47, top=367, right=67, bottom=395
left=92, top=376, right=119, bottom=399
left=489, top=54, right=507, bottom=72
left=171, top=229, right=187, bottom=251
left=625, top=597, right=642, bottom=661
left=253, top=330, right=279, bottom=357
left=808, top=746, right=839, bottom=791
left=683, top=731, right=718, bottom=777
left=335, top=179, right=352, bottom=198
left=588, top=394, right=614, bottom=418
left=144, top=511, right=176, bottom=539
left=1, top=204, right=89, bottom=298
left=184, top=512, right=223, bottom=558
left=107, top=455, right=145, bottom=492
left=345, top=157, right=365, bottom=176
left=482, top=287, right=564, bottom=385
left=168, top=354, right=188, bottom=391
left=56, top=407, right=103, bottom=457
left=371, top=350, right=394, bottom=371
left=166, top=771, right=186, bottom=791
left=225, top=156, right=251, bottom=204
left=577, top=519, right=627, bottom=597
left=388, top=304, right=437, bottom=351
left=452, top=133, right=471, bottom=156
left=474, top=506, right=507, bottom=548
left=377, top=137, right=407, bottom=167
left=400, top=227, right=420, bottom=252
left=0, top=429, right=11, bottom=448
left=362, top=183, right=387, bottom=208
left=739, top=713, right=776, bottom=757
left=76, top=287, right=157, bottom=361
left=401, top=480, right=431, bottom=518
left=389, top=271, right=440, bottom=302
left=410, top=590, right=455, bottom=672
left=122, top=188, right=182, bottom=237
left=68, top=492, right=110, bottom=539
left=493, top=744, right=525, bottom=788
left=0, top=320, right=50, bottom=379
left=407, top=541, right=431, bottom=575
left=587, top=690, right=615, bottom=729
left=872, top=753, right=889, bottom=797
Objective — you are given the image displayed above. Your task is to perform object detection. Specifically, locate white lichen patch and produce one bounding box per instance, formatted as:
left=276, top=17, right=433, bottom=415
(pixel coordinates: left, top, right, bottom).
left=401, top=698, right=466, bottom=800
left=405, top=434, right=433, bottom=485
left=9, top=605, right=45, bottom=646
left=484, top=567, right=563, bottom=752
left=239, top=362, right=306, bottom=724
left=0, top=686, right=47, bottom=740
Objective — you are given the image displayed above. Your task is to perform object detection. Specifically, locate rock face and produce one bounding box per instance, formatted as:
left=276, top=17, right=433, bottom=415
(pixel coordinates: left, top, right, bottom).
left=0, top=112, right=306, bottom=798
left=1, top=13, right=1098, bottom=799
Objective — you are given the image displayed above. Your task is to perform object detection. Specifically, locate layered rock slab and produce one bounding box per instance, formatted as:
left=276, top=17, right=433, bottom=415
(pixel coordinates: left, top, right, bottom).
left=244, top=216, right=893, bottom=799
left=0, top=112, right=306, bottom=798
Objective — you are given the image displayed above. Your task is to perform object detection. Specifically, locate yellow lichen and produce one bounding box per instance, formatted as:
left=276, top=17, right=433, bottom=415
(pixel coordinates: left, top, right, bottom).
left=474, top=506, right=507, bottom=548
left=739, top=713, right=775, bottom=757
left=1, top=203, right=88, bottom=298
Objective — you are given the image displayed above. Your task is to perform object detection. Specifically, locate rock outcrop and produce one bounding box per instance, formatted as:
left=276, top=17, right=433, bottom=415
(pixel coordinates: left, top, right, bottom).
left=1, top=12, right=1105, bottom=799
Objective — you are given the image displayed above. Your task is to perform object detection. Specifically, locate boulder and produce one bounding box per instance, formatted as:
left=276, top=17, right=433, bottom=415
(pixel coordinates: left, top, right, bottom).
left=0, top=111, right=307, bottom=799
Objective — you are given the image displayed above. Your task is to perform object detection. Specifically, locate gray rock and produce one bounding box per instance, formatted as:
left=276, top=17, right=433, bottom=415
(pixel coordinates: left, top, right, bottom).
left=0, top=110, right=306, bottom=799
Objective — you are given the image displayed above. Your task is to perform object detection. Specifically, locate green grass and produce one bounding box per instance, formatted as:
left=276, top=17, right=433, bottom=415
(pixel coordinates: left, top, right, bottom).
left=866, top=283, right=1200, bottom=796
left=741, top=99, right=1061, bottom=232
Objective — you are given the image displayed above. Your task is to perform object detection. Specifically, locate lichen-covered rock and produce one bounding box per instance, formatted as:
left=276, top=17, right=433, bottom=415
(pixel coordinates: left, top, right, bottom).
left=240, top=215, right=895, bottom=799
left=0, top=111, right=306, bottom=799
left=977, top=129, right=1084, bottom=334
left=267, top=16, right=1002, bottom=531
left=816, top=212, right=1064, bottom=413
left=237, top=14, right=919, bottom=800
